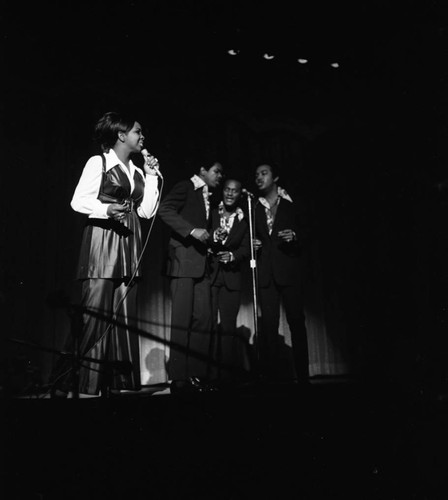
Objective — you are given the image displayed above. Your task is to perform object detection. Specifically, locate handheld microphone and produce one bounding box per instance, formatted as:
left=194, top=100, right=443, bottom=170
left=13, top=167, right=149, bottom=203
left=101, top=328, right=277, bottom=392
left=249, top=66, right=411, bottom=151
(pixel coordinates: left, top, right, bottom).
left=141, top=148, right=163, bottom=178
left=242, top=188, right=255, bottom=198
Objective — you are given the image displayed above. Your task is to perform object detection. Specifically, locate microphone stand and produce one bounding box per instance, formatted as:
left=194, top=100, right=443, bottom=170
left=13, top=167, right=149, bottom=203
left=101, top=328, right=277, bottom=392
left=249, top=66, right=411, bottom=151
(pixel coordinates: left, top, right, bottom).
left=244, top=191, right=261, bottom=379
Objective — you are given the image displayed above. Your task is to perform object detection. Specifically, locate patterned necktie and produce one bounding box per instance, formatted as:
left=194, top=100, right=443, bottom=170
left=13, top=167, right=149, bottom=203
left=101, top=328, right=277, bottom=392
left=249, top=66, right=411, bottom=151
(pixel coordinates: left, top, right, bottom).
left=202, top=185, right=210, bottom=220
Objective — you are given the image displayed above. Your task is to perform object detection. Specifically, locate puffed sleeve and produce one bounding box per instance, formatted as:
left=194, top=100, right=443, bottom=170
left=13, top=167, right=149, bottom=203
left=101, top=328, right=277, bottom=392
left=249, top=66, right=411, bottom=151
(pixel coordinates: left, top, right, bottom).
left=137, top=174, right=160, bottom=219
left=70, top=155, right=109, bottom=218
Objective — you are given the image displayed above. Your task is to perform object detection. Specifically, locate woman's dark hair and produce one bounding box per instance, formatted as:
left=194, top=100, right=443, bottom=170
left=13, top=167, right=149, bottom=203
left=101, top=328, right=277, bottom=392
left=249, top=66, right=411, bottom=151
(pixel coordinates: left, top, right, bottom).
left=94, top=111, right=138, bottom=152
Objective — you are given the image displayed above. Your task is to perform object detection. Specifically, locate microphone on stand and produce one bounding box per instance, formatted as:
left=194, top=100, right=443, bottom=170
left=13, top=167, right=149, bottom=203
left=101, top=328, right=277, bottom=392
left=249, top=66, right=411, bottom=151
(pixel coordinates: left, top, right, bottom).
left=242, top=188, right=255, bottom=198
left=141, top=148, right=163, bottom=178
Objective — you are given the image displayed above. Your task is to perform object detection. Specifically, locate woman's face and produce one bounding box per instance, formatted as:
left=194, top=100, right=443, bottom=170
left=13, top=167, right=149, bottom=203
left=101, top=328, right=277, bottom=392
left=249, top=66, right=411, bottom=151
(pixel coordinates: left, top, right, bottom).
left=222, top=180, right=242, bottom=210
left=122, top=121, right=145, bottom=152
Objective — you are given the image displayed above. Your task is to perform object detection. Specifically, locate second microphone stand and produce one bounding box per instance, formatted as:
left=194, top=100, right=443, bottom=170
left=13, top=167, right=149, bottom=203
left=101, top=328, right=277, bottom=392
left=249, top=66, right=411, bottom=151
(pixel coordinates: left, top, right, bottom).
left=244, top=190, right=261, bottom=377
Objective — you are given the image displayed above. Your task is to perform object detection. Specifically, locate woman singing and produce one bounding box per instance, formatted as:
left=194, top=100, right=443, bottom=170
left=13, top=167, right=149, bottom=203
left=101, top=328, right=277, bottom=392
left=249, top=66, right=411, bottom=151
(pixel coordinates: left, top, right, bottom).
left=60, top=111, right=160, bottom=396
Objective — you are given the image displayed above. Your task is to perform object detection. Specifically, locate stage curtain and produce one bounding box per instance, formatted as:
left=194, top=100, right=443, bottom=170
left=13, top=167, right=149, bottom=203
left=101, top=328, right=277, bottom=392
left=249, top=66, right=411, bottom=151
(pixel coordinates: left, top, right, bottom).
left=137, top=219, right=351, bottom=385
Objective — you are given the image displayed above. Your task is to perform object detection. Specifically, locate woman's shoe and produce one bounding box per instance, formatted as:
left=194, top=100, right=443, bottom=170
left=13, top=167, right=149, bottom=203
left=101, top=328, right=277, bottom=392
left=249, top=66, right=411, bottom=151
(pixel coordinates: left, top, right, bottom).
left=50, top=388, right=68, bottom=399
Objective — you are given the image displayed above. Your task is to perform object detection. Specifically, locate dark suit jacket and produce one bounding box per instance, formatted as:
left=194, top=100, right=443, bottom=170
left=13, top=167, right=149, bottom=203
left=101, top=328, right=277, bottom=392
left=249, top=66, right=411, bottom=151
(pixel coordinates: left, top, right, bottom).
left=209, top=207, right=250, bottom=290
left=157, top=179, right=209, bottom=278
left=255, top=196, right=307, bottom=288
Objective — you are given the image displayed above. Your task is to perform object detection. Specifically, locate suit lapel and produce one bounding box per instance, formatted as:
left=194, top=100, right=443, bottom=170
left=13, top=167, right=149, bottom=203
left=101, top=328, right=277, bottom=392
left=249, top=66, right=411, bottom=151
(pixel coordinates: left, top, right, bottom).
left=226, top=217, right=240, bottom=244
left=194, top=186, right=207, bottom=221
left=256, top=201, right=271, bottom=238
left=272, top=198, right=290, bottom=235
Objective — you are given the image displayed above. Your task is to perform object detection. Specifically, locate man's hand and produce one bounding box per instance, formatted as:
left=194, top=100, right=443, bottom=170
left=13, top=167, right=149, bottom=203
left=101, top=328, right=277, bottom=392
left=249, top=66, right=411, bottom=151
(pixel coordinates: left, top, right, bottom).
left=191, top=228, right=210, bottom=243
left=217, top=251, right=234, bottom=264
left=277, top=229, right=296, bottom=243
left=253, top=238, right=262, bottom=250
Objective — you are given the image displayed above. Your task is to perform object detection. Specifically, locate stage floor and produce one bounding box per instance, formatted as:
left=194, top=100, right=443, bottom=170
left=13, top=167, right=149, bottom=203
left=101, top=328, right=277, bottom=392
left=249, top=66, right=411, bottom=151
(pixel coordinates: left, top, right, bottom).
left=3, top=377, right=448, bottom=499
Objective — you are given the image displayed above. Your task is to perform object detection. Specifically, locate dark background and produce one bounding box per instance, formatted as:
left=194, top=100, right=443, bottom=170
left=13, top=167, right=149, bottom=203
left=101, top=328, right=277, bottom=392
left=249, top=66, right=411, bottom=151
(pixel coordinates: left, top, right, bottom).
left=3, top=0, right=448, bottom=396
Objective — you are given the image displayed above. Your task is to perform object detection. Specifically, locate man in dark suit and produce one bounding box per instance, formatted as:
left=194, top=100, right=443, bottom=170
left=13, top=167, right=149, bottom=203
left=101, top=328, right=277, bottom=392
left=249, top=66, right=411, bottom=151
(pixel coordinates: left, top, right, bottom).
left=209, top=178, right=250, bottom=384
left=253, top=163, right=310, bottom=383
left=157, top=158, right=224, bottom=391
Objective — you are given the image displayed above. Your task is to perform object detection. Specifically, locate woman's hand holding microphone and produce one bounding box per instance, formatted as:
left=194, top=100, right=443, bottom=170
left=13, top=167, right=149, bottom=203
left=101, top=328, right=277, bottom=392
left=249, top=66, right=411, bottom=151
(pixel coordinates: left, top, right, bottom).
left=141, top=149, right=162, bottom=177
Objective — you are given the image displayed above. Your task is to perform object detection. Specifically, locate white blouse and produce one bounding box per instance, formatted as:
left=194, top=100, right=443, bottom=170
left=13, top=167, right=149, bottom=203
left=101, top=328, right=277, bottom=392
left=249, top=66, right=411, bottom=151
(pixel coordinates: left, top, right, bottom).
left=70, top=149, right=159, bottom=219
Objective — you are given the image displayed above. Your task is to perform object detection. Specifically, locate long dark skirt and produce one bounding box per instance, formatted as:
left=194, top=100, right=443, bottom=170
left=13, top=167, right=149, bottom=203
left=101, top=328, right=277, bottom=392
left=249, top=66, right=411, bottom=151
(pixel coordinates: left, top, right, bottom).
left=77, top=278, right=141, bottom=395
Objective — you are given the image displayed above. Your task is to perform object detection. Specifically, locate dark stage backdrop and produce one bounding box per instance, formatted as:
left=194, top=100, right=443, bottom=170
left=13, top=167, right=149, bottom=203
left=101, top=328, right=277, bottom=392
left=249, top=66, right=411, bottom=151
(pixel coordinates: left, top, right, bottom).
left=2, top=1, right=448, bottom=395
